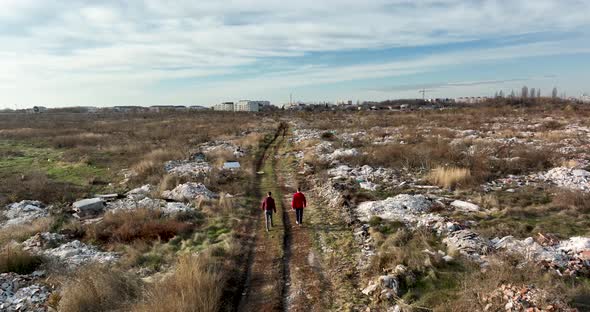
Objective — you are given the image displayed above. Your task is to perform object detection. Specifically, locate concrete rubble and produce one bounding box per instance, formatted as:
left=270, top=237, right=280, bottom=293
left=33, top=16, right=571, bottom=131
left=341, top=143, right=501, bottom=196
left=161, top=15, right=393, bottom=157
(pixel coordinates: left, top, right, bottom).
left=161, top=182, right=216, bottom=202
left=319, top=148, right=359, bottom=162
left=126, top=184, right=154, bottom=200
left=443, top=230, right=490, bottom=262
left=361, top=265, right=414, bottom=301
left=291, top=129, right=322, bottom=143
left=164, top=159, right=211, bottom=179
left=72, top=198, right=105, bottom=219
left=1, top=201, right=49, bottom=228
left=481, top=284, right=576, bottom=312
left=0, top=272, right=49, bottom=312
left=22, top=232, right=66, bottom=252
left=42, top=240, right=118, bottom=267
left=355, top=194, right=442, bottom=225
left=200, top=141, right=245, bottom=158
left=450, top=200, right=480, bottom=212
left=538, top=167, right=590, bottom=192
left=328, top=165, right=399, bottom=191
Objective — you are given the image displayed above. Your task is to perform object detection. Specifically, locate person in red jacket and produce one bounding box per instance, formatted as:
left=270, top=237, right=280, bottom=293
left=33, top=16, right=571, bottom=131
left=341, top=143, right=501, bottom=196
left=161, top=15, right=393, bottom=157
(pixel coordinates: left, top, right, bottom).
left=261, top=191, right=277, bottom=231
left=291, top=187, right=307, bottom=225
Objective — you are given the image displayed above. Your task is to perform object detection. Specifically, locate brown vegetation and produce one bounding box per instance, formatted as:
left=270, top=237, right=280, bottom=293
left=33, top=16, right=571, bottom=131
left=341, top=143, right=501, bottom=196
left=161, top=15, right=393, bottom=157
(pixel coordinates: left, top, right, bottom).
left=427, top=166, right=471, bottom=189
left=0, top=247, right=44, bottom=274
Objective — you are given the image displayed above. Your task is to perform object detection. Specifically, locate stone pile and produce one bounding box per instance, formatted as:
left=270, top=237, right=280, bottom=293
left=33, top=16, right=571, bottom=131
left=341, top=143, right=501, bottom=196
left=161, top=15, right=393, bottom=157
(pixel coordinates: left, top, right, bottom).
left=22, top=232, right=66, bottom=252
left=355, top=194, right=442, bottom=225
left=1, top=201, right=49, bottom=228
left=126, top=184, right=154, bottom=200
left=72, top=198, right=105, bottom=219
left=161, top=182, right=216, bottom=202
left=481, top=284, right=576, bottom=312
left=328, top=165, right=399, bottom=191
left=200, top=141, right=245, bottom=158
left=164, top=160, right=211, bottom=179
left=0, top=272, right=50, bottom=312
left=538, top=167, right=590, bottom=192
left=443, top=229, right=490, bottom=262
left=319, top=148, right=359, bottom=162
left=290, top=129, right=322, bottom=143
left=361, top=265, right=415, bottom=301
left=42, top=240, right=118, bottom=267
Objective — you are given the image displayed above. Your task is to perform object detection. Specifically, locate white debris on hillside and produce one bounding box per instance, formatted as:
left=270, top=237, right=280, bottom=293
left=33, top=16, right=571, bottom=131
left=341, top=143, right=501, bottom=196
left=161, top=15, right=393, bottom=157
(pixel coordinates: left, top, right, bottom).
left=538, top=167, right=590, bottom=192
left=328, top=164, right=399, bottom=190
left=443, top=230, right=490, bottom=262
left=164, top=160, right=211, bottom=179
left=161, top=182, right=216, bottom=202
left=450, top=200, right=480, bottom=212
left=319, top=148, right=359, bottom=162
left=200, top=141, right=245, bottom=158
left=72, top=198, right=105, bottom=219
left=42, top=240, right=118, bottom=267
left=1, top=201, right=49, bottom=227
left=126, top=184, right=154, bottom=200
left=107, top=197, right=165, bottom=212
left=291, top=129, right=323, bottom=143
left=22, top=232, right=66, bottom=252
left=355, top=194, right=442, bottom=225
left=0, top=272, right=49, bottom=312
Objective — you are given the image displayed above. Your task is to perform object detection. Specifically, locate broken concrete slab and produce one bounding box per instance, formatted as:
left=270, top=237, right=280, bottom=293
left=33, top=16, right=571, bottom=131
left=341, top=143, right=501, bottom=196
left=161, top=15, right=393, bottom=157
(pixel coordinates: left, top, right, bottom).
left=443, top=229, right=490, bottom=260
left=161, top=182, right=216, bottom=202
left=1, top=201, right=49, bottom=227
left=356, top=194, right=437, bottom=222
left=21, top=232, right=66, bottom=252
left=164, top=160, right=212, bottom=178
left=0, top=272, right=50, bottom=312
left=72, top=198, right=105, bottom=218
left=450, top=200, right=480, bottom=212
left=42, top=240, right=118, bottom=267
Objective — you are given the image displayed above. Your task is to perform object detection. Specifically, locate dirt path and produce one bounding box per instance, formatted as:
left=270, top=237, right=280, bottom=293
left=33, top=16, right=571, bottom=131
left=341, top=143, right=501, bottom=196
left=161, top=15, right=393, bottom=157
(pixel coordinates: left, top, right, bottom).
left=237, top=124, right=328, bottom=312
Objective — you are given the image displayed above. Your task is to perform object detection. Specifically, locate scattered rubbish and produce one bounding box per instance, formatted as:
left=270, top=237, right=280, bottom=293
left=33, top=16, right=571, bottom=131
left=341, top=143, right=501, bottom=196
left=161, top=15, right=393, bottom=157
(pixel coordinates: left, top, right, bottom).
left=126, top=184, right=154, bottom=200
left=223, top=161, right=241, bottom=170
left=1, top=201, right=49, bottom=228
left=538, top=167, right=590, bottom=192
left=443, top=230, right=490, bottom=262
left=164, top=159, right=211, bottom=179
left=481, top=284, right=576, bottom=312
left=450, top=200, right=480, bottom=212
left=200, top=141, right=245, bottom=158
left=42, top=240, right=118, bottom=267
left=161, top=182, right=217, bottom=202
left=0, top=272, right=50, bottom=312
left=22, top=232, right=66, bottom=252
left=355, top=194, right=437, bottom=222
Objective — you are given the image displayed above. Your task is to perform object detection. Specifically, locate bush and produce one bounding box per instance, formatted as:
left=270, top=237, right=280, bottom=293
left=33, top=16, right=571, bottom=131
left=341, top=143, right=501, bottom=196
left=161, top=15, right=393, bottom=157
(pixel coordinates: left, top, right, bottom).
left=133, top=254, right=223, bottom=312
left=427, top=166, right=471, bottom=189
left=58, top=264, right=142, bottom=312
left=0, top=247, right=44, bottom=274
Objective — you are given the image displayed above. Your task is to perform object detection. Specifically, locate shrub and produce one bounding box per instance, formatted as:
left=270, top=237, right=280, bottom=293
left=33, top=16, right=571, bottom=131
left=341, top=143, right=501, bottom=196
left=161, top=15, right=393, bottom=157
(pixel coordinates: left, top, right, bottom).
left=427, top=166, right=471, bottom=189
left=58, top=264, right=142, bottom=312
left=133, top=254, right=223, bottom=312
left=0, top=247, right=44, bottom=274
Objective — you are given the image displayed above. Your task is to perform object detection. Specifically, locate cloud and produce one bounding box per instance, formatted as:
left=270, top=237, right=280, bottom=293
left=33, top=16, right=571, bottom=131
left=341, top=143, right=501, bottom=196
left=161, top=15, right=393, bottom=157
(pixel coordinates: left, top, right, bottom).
left=0, top=0, right=589, bottom=107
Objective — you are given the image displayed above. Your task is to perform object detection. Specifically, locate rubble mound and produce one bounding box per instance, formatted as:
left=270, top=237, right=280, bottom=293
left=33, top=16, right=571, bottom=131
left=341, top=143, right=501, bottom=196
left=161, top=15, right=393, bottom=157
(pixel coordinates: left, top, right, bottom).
left=481, top=284, right=576, bottom=312
left=327, top=165, right=399, bottom=190
left=126, top=184, right=154, bottom=200
left=22, top=232, right=66, bottom=252
left=539, top=167, right=590, bottom=192
left=200, top=141, right=245, bottom=158
left=443, top=229, right=490, bottom=261
left=42, top=240, right=118, bottom=267
left=0, top=272, right=50, bottom=312
left=107, top=197, right=165, bottom=212
left=164, top=160, right=211, bottom=178
left=355, top=194, right=437, bottom=223
left=161, top=182, right=216, bottom=202
left=1, top=201, right=49, bottom=227
left=291, top=129, right=322, bottom=143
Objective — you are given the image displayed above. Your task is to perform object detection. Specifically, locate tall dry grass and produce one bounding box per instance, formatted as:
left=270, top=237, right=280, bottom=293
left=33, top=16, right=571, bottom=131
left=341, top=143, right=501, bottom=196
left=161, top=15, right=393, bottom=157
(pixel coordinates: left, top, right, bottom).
left=58, top=264, right=142, bottom=312
left=0, top=217, right=52, bottom=245
left=427, top=166, right=471, bottom=189
left=0, top=246, right=44, bottom=274
left=133, top=254, right=223, bottom=312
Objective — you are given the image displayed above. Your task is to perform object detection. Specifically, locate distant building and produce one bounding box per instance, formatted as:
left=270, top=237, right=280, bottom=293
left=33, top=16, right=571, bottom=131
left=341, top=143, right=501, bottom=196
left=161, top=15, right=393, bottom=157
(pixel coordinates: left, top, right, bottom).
left=189, top=105, right=210, bottom=111
left=213, top=102, right=235, bottom=111
left=580, top=94, right=590, bottom=103
left=113, top=106, right=146, bottom=113
left=32, top=106, right=47, bottom=113
left=235, top=100, right=270, bottom=112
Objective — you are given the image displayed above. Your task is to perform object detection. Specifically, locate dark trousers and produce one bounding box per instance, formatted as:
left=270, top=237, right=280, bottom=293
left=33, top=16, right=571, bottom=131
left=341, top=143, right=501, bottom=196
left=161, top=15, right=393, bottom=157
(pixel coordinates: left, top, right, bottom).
left=265, top=211, right=273, bottom=231
left=295, top=208, right=303, bottom=224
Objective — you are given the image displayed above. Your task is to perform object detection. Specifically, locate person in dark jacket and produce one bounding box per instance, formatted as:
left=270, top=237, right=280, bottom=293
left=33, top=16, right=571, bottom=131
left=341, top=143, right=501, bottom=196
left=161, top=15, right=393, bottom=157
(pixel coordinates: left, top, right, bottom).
left=291, top=187, right=307, bottom=225
left=261, top=191, right=277, bottom=231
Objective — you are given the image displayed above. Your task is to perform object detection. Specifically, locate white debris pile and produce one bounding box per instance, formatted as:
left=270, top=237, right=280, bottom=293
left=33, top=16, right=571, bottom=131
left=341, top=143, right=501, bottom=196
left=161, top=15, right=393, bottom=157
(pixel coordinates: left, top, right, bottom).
left=126, top=184, right=154, bottom=200
left=355, top=195, right=443, bottom=227
left=164, top=160, right=211, bottom=178
left=162, top=182, right=216, bottom=202
left=327, top=165, right=399, bottom=190
left=493, top=236, right=590, bottom=276
left=0, top=272, right=50, bottom=312
left=72, top=198, right=105, bottom=219
left=22, top=232, right=66, bottom=252
left=361, top=265, right=414, bottom=302
left=319, top=148, right=359, bottom=162
left=290, top=129, right=323, bottom=143
left=340, top=131, right=367, bottom=143
left=107, top=197, right=165, bottom=212
left=443, top=230, right=490, bottom=262
left=450, top=200, right=480, bottom=212
left=200, top=141, right=245, bottom=158
left=1, top=201, right=49, bottom=227
left=537, top=167, right=590, bottom=192
left=42, top=240, right=118, bottom=267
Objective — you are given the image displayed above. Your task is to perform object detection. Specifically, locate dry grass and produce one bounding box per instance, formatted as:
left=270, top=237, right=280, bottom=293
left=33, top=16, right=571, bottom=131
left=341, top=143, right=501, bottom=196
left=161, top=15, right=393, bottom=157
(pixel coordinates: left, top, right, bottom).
left=85, top=209, right=194, bottom=244
left=0, top=246, right=44, bottom=274
left=133, top=253, right=223, bottom=312
left=427, top=166, right=471, bottom=189
left=58, top=264, right=142, bottom=312
left=0, top=218, right=52, bottom=245
left=552, top=190, right=590, bottom=214
left=132, top=148, right=186, bottom=184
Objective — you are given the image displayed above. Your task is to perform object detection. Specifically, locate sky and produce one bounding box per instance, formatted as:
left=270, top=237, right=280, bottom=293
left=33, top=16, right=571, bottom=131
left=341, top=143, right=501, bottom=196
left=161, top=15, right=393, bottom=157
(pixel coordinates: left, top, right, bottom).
left=0, top=0, right=589, bottom=108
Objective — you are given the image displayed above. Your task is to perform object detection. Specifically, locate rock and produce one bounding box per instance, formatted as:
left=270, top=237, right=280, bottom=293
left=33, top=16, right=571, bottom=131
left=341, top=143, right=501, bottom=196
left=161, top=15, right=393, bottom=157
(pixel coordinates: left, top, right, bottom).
left=450, top=200, right=480, bottom=212
left=107, top=197, right=165, bottom=212
left=0, top=273, right=50, bottom=312
left=22, top=232, right=66, bottom=252
left=126, top=184, right=154, bottom=200
left=359, top=181, right=379, bottom=191
left=1, top=201, right=49, bottom=227
left=72, top=198, right=105, bottom=218
left=443, top=229, right=490, bottom=260
left=362, top=281, right=378, bottom=296
left=538, top=167, right=590, bottom=192
left=161, top=182, right=216, bottom=202
left=443, top=255, right=454, bottom=262
left=165, top=160, right=211, bottom=178
left=355, top=194, right=437, bottom=223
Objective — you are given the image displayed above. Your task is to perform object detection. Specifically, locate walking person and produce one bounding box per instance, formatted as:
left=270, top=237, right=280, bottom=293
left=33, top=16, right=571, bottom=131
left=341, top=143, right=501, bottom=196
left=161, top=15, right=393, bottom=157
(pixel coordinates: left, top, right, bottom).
left=291, top=187, right=306, bottom=225
left=261, top=192, right=277, bottom=232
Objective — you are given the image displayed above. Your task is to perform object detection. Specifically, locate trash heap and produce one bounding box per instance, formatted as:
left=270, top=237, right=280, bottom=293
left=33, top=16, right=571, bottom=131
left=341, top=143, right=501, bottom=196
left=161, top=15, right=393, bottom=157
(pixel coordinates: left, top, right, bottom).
left=328, top=165, right=399, bottom=191
left=290, top=129, right=322, bottom=143
left=538, top=167, right=590, bottom=192
left=1, top=201, right=49, bottom=228
left=0, top=272, right=50, bottom=312
left=102, top=184, right=192, bottom=214
left=319, top=148, right=359, bottom=163
left=22, top=232, right=66, bottom=252
left=355, top=194, right=443, bottom=226
left=443, top=230, right=490, bottom=263
left=42, top=240, right=118, bottom=267
left=161, top=182, right=217, bottom=202
left=480, top=284, right=576, bottom=312
left=164, top=159, right=211, bottom=179
left=361, top=265, right=414, bottom=302
left=200, top=141, right=245, bottom=158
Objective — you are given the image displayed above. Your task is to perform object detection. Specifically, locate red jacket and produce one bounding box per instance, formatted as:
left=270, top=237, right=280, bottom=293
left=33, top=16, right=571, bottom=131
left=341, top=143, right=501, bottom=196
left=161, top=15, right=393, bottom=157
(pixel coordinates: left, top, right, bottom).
left=291, top=192, right=307, bottom=209
left=261, top=197, right=276, bottom=212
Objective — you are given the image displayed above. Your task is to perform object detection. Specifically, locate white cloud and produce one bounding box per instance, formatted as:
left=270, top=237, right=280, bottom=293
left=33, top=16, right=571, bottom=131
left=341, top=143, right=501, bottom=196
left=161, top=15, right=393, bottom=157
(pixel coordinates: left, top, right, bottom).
left=0, top=0, right=589, bottom=107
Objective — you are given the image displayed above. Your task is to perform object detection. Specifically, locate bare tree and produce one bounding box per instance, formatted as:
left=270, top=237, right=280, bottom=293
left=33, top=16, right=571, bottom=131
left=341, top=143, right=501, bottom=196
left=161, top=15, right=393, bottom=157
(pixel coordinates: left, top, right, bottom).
left=552, top=87, right=558, bottom=99
left=522, top=86, right=528, bottom=98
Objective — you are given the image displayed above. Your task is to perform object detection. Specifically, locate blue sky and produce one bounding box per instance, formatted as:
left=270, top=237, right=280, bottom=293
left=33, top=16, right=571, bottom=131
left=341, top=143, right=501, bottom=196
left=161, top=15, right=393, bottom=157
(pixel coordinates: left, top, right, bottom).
left=0, top=0, right=589, bottom=108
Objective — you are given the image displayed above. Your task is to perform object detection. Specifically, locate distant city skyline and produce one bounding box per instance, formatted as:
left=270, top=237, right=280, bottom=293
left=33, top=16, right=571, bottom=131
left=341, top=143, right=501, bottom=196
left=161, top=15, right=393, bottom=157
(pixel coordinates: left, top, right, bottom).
left=0, top=0, right=589, bottom=108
